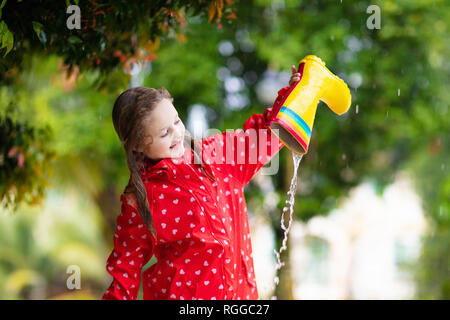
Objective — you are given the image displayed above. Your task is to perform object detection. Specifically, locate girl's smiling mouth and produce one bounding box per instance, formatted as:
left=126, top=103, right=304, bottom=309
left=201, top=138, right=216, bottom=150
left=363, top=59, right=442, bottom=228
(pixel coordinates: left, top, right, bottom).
left=170, top=141, right=181, bottom=149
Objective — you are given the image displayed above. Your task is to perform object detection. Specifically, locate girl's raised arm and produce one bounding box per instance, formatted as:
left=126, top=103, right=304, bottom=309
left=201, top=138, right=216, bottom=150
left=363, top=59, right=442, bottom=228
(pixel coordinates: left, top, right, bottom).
left=102, top=193, right=155, bottom=300
left=202, top=86, right=290, bottom=187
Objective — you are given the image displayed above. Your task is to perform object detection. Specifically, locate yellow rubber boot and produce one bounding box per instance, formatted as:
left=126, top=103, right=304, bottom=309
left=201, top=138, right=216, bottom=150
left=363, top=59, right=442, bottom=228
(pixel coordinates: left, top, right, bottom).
left=269, top=55, right=351, bottom=154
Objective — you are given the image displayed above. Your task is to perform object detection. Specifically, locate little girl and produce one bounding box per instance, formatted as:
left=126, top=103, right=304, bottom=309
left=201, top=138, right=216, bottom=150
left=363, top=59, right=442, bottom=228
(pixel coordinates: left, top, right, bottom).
left=102, top=66, right=301, bottom=300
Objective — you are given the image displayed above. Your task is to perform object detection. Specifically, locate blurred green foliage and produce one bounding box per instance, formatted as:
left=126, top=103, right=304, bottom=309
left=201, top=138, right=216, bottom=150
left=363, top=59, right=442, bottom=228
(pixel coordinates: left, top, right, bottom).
left=0, top=115, right=56, bottom=210
left=0, top=188, right=108, bottom=299
left=0, top=0, right=237, bottom=84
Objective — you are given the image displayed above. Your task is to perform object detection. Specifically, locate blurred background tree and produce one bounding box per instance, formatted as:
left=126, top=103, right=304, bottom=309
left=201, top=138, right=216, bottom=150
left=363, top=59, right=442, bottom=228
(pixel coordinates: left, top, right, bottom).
left=0, top=0, right=448, bottom=299
left=0, top=0, right=237, bottom=246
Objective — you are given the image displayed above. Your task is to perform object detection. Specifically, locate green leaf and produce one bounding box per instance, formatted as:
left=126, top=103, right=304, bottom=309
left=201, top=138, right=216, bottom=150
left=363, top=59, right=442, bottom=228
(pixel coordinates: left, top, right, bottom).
left=0, top=21, right=13, bottom=56
left=68, top=36, right=82, bottom=44
left=0, top=20, right=6, bottom=35
left=2, top=28, right=13, bottom=56
left=0, top=0, right=7, bottom=18
left=32, top=21, right=43, bottom=34
left=32, top=21, right=47, bottom=44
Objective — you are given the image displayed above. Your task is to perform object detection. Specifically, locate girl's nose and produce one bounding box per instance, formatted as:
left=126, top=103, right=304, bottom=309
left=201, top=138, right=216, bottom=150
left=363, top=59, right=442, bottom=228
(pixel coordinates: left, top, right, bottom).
left=174, top=127, right=184, bottom=141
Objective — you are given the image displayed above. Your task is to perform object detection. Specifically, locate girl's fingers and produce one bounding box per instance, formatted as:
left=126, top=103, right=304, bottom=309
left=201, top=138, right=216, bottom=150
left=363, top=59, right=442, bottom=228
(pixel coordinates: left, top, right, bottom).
left=289, top=65, right=300, bottom=85
left=289, top=76, right=300, bottom=85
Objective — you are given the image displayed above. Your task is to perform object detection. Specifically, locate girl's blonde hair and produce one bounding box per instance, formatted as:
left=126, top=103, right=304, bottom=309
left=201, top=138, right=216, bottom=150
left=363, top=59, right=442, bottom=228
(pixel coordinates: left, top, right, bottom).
left=112, top=86, right=214, bottom=239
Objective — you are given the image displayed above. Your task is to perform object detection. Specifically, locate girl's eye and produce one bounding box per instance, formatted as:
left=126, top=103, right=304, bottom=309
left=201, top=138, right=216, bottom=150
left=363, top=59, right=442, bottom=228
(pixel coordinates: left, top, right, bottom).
left=161, top=119, right=180, bottom=137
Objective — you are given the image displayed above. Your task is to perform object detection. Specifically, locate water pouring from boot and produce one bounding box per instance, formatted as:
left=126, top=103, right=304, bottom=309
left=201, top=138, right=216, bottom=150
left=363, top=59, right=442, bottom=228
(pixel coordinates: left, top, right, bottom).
left=267, top=55, right=352, bottom=299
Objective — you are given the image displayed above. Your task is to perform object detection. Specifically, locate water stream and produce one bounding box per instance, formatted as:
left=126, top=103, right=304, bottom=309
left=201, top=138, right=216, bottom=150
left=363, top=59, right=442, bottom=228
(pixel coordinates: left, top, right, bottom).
left=271, top=152, right=303, bottom=299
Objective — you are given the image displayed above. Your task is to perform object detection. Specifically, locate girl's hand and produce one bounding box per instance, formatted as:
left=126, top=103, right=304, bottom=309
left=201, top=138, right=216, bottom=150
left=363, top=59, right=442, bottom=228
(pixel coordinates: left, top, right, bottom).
left=289, top=65, right=301, bottom=86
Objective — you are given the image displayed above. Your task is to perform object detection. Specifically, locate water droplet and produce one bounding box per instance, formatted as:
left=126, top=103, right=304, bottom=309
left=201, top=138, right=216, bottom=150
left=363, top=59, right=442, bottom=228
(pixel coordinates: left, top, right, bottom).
left=398, top=88, right=401, bottom=96
left=355, top=104, right=359, bottom=114
left=442, top=163, right=445, bottom=171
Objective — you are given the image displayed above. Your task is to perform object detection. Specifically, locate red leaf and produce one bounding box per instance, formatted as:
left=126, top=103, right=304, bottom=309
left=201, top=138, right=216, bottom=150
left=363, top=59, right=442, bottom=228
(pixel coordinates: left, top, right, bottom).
left=8, top=146, right=18, bottom=158
left=145, top=53, right=158, bottom=62
left=18, top=153, right=25, bottom=168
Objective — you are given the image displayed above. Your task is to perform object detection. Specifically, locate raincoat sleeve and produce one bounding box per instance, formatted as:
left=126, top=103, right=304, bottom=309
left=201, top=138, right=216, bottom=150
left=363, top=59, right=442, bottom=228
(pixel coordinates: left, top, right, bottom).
left=102, top=193, right=155, bottom=300
left=203, top=86, right=289, bottom=187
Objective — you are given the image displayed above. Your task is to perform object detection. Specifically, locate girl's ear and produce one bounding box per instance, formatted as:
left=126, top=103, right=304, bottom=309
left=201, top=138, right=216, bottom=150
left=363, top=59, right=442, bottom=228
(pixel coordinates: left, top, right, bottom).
left=136, top=136, right=152, bottom=153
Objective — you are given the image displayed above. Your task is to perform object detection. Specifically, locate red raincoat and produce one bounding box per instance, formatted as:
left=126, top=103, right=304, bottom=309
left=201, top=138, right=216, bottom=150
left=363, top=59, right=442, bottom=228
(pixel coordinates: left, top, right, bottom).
left=102, top=86, right=289, bottom=300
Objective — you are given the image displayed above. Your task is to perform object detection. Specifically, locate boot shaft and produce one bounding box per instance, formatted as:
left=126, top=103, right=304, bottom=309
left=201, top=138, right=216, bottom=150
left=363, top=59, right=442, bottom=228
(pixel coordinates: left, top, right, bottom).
left=270, top=55, right=351, bottom=154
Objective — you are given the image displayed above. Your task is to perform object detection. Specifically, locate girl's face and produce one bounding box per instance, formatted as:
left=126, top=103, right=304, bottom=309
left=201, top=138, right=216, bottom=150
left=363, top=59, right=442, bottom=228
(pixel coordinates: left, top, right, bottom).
left=137, top=98, right=186, bottom=162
